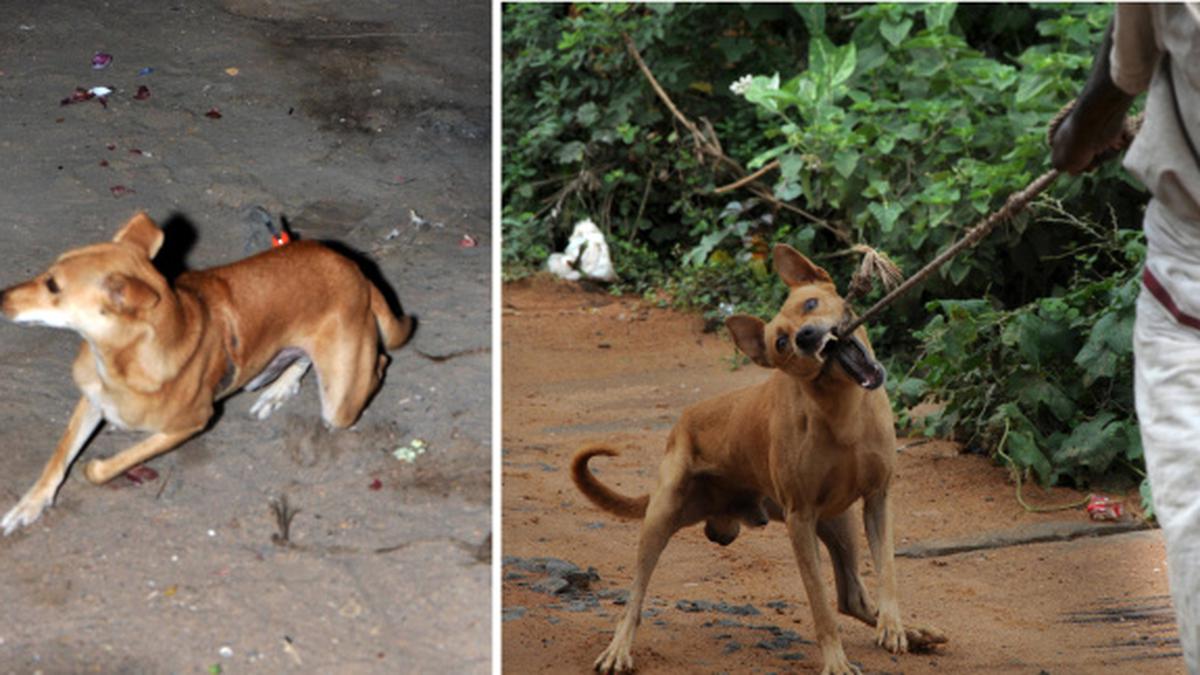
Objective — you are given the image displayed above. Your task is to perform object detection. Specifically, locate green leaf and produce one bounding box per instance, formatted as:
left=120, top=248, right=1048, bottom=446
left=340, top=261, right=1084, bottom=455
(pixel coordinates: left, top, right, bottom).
left=1015, top=73, right=1053, bottom=104
left=1015, top=377, right=1076, bottom=422
left=833, top=149, right=859, bottom=178
left=868, top=201, right=903, bottom=232
left=776, top=180, right=802, bottom=201
left=576, top=102, right=600, bottom=126
left=1053, top=413, right=1124, bottom=474
left=880, top=18, right=914, bottom=47
left=778, top=153, right=806, bottom=181
left=1140, top=477, right=1155, bottom=521
left=831, top=42, right=857, bottom=87
left=555, top=140, right=586, bottom=164
left=897, top=377, right=928, bottom=400
left=924, top=4, right=957, bottom=31
left=794, top=3, right=825, bottom=36
left=1006, top=429, right=1053, bottom=486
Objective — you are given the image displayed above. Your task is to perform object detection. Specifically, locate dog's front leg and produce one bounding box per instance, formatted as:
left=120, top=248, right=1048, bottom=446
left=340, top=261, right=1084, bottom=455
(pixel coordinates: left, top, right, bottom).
left=82, top=427, right=203, bottom=485
left=787, top=510, right=859, bottom=675
left=863, top=489, right=907, bottom=654
left=2, top=397, right=103, bottom=535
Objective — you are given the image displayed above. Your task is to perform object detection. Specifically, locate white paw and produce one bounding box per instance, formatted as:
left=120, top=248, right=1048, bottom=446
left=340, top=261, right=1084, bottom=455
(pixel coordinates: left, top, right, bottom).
left=876, top=613, right=908, bottom=654
left=249, top=379, right=301, bottom=420
left=594, top=640, right=634, bottom=673
left=820, top=645, right=861, bottom=675
left=2, top=489, right=52, bottom=535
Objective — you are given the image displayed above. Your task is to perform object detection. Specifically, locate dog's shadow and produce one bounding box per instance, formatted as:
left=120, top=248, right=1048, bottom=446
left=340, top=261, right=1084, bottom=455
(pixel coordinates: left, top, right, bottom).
left=154, top=214, right=198, bottom=283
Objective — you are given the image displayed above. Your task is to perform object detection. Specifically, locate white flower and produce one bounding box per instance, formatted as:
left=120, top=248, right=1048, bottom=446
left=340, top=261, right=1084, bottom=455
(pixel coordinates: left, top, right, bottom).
left=729, top=74, right=754, bottom=96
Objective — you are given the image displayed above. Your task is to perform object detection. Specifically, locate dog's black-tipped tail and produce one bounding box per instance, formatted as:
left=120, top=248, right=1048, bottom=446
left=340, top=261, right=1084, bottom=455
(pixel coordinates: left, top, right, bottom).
left=571, top=446, right=649, bottom=520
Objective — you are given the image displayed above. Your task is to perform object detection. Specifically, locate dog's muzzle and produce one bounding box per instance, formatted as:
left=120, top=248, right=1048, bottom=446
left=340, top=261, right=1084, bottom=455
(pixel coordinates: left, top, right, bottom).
left=794, top=325, right=827, bottom=353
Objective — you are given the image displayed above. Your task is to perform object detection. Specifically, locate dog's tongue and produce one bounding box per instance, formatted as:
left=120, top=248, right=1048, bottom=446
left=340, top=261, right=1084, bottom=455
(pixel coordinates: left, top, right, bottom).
left=830, top=337, right=886, bottom=390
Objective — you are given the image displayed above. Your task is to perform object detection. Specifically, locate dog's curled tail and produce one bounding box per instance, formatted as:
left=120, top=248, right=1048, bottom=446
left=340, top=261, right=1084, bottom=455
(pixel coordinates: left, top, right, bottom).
left=571, top=446, right=649, bottom=520
left=370, top=284, right=415, bottom=350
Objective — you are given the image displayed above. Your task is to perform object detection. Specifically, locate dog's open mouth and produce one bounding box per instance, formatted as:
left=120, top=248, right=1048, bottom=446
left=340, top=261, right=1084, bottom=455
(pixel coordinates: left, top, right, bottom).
left=819, top=334, right=886, bottom=390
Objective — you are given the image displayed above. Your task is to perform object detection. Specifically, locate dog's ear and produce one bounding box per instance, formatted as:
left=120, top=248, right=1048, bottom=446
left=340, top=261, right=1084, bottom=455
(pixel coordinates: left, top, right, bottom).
left=726, top=315, right=771, bottom=368
left=773, top=244, right=832, bottom=287
left=102, top=273, right=160, bottom=315
left=113, top=212, right=164, bottom=259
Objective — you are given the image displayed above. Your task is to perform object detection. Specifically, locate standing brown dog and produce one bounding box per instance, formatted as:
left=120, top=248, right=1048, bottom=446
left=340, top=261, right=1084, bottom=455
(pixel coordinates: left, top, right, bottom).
left=0, top=212, right=413, bottom=534
left=573, top=244, right=943, bottom=674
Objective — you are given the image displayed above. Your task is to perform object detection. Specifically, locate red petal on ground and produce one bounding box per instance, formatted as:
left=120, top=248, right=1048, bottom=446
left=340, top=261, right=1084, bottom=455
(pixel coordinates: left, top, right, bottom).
left=369, top=479, right=383, bottom=491
left=124, top=465, right=159, bottom=484
left=205, top=107, right=222, bottom=119
left=133, top=85, right=151, bottom=100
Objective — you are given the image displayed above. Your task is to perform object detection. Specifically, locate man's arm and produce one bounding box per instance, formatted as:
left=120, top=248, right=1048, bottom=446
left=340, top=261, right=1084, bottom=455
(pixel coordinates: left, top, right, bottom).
left=1050, top=18, right=1137, bottom=175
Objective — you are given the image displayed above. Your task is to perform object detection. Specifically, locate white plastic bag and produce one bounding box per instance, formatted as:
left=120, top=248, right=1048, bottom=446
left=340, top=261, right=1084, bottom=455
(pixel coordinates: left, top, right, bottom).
left=547, top=219, right=616, bottom=282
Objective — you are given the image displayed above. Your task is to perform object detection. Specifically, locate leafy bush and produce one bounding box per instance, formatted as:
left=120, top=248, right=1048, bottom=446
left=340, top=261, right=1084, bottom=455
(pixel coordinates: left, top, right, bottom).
left=893, top=202, right=1144, bottom=490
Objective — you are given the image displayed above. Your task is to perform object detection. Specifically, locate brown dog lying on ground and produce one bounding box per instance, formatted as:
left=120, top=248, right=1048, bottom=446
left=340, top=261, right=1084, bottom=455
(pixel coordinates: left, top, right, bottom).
left=0, top=212, right=413, bottom=535
left=573, top=244, right=944, bottom=674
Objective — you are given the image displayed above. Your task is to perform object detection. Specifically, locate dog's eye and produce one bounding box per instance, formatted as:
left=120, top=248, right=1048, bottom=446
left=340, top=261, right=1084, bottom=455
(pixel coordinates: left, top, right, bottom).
left=775, top=334, right=788, bottom=352
left=45, top=277, right=59, bottom=294
left=803, top=298, right=819, bottom=312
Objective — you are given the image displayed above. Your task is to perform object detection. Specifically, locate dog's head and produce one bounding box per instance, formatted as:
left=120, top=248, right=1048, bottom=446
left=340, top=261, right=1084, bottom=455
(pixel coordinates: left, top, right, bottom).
left=726, top=244, right=885, bottom=390
left=0, top=212, right=166, bottom=342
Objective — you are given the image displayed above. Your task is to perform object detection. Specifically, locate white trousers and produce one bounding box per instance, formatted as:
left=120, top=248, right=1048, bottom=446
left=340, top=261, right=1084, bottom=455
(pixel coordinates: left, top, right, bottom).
left=1135, top=286, right=1200, bottom=672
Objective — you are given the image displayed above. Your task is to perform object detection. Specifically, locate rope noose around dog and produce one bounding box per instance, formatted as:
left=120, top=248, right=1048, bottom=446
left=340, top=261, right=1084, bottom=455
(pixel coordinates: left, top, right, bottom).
left=833, top=103, right=1143, bottom=341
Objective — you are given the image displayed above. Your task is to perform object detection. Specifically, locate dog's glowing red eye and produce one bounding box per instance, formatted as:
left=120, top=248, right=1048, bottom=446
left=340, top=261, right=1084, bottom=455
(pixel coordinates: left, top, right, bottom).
left=803, top=298, right=818, bottom=312
left=45, top=277, right=59, bottom=294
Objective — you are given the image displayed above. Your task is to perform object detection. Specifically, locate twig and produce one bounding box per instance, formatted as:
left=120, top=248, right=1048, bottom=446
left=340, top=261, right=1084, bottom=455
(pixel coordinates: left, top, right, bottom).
left=269, top=494, right=300, bottom=546
left=154, top=466, right=173, bottom=500
left=621, top=33, right=842, bottom=239
left=714, top=160, right=780, bottom=194
left=622, top=33, right=711, bottom=155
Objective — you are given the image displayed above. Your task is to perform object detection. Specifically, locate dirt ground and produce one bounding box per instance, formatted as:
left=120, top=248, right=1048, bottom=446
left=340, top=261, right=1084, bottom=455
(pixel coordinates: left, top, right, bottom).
left=502, top=278, right=1181, bottom=674
left=0, top=2, right=490, bottom=673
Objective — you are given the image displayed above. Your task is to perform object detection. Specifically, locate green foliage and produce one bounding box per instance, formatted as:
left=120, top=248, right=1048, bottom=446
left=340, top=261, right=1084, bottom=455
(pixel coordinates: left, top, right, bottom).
left=893, top=203, right=1145, bottom=490
left=503, top=4, right=1151, bottom=489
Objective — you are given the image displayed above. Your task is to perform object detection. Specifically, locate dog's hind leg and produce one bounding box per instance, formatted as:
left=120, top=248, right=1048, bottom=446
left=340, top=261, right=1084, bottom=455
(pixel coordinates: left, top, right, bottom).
left=595, top=455, right=690, bottom=673
left=310, top=316, right=382, bottom=429
left=2, top=397, right=103, bottom=535
left=818, top=510, right=877, bottom=625
left=249, top=357, right=311, bottom=420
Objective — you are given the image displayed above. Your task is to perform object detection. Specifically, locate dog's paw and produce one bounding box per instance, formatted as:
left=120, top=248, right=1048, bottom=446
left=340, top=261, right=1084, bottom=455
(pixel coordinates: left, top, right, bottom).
left=876, top=614, right=909, bottom=655
left=819, top=651, right=862, bottom=675
left=905, top=624, right=948, bottom=653
left=250, top=378, right=302, bottom=420
left=594, top=641, right=634, bottom=673
left=1, top=490, right=52, bottom=535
